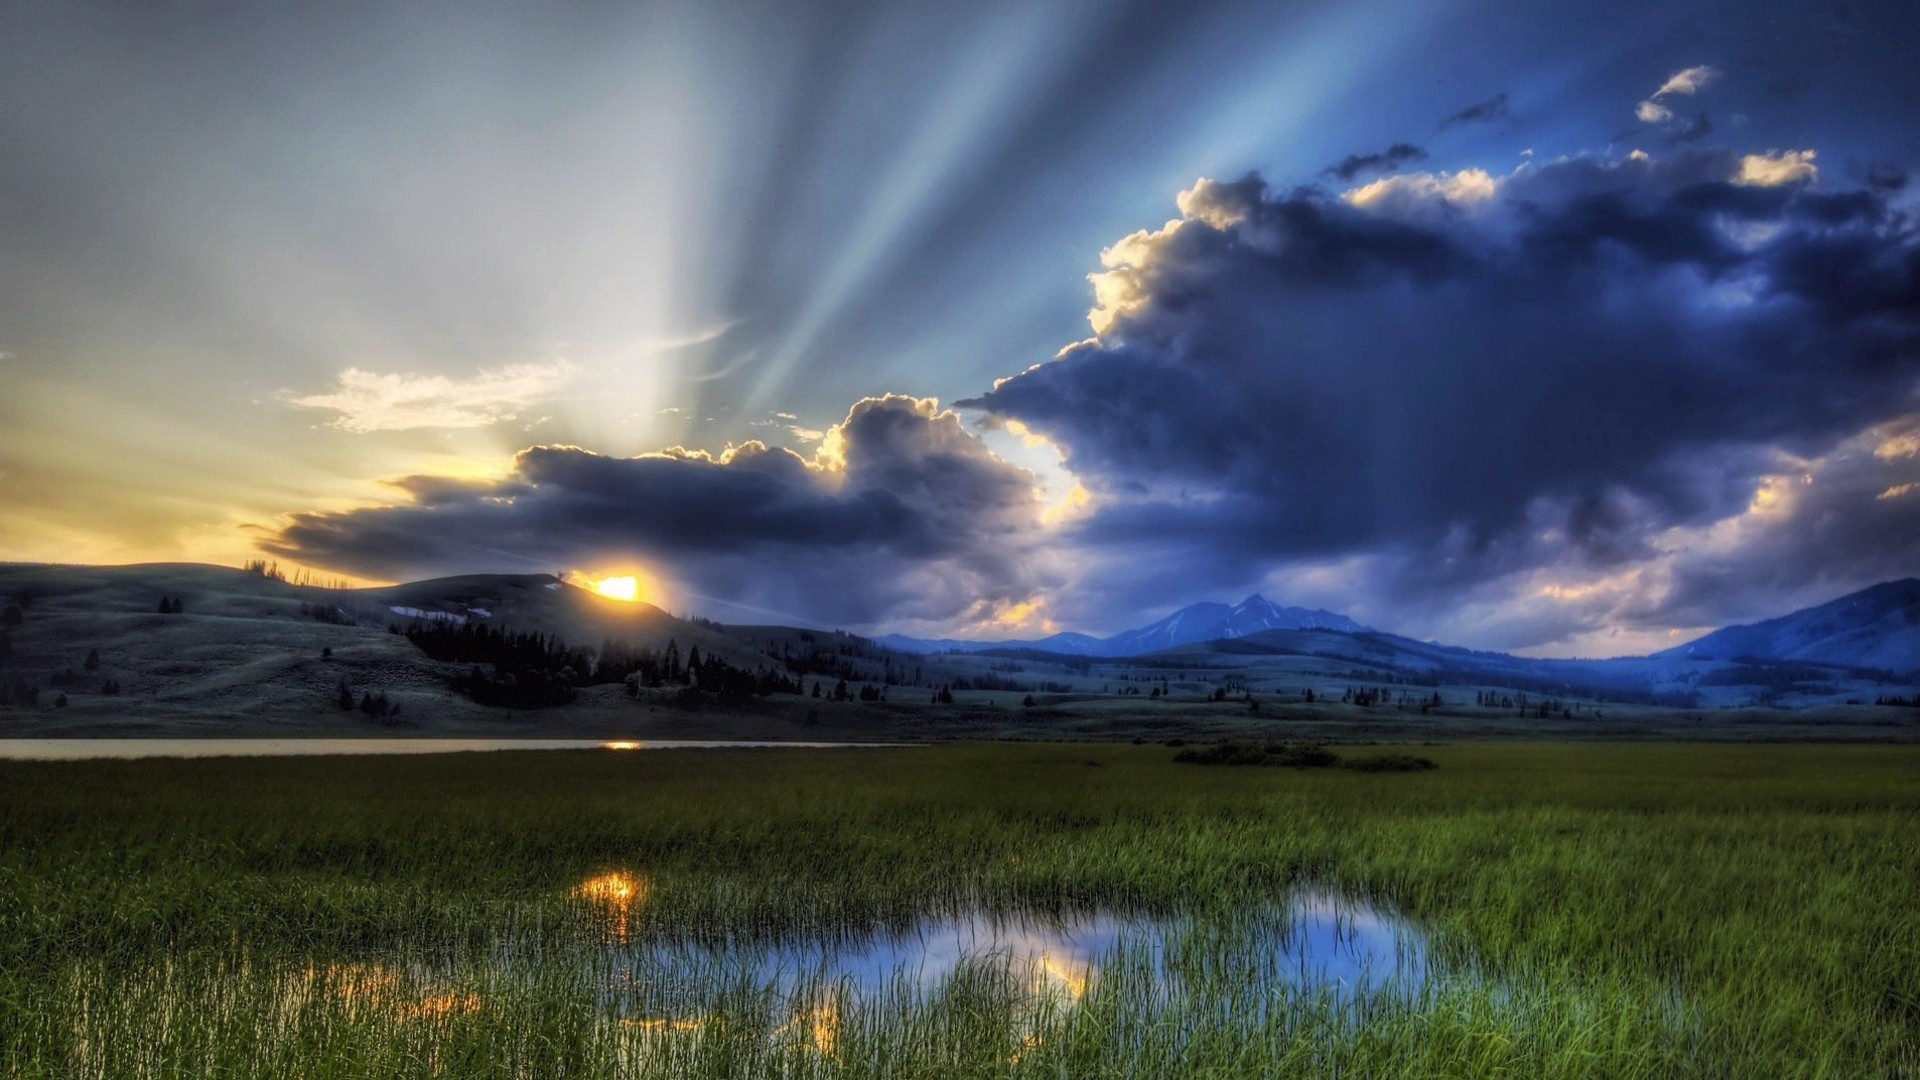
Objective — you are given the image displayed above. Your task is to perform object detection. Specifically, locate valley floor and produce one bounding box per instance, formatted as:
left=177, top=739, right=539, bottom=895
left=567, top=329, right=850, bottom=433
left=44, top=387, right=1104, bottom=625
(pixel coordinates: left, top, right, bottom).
left=7, top=687, right=1920, bottom=743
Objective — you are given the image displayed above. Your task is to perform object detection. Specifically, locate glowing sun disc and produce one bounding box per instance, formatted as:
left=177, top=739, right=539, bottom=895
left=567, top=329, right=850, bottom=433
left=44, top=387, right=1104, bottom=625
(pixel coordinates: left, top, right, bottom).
left=594, top=576, right=640, bottom=602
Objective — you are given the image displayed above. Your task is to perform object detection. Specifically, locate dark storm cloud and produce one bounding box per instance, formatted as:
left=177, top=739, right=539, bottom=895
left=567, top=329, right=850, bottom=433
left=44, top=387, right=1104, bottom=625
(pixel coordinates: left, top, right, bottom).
left=1437, top=92, right=1510, bottom=129
left=1323, top=142, right=1428, bottom=182
left=1638, top=420, right=1920, bottom=627
left=261, top=396, right=1052, bottom=625
left=964, top=149, right=1920, bottom=633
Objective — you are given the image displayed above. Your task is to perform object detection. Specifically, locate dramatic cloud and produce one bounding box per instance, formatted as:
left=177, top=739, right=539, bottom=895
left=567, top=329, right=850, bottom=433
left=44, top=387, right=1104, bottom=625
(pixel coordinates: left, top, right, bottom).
left=963, top=147, right=1920, bottom=646
left=286, top=362, right=577, bottom=432
left=1255, top=413, right=1920, bottom=655
left=1438, top=93, right=1510, bottom=130
left=1637, top=415, right=1920, bottom=632
left=260, top=396, right=1055, bottom=626
left=257, top=128, right=1914, bottom=650
left=1324, top=143, right=1429, bottom=182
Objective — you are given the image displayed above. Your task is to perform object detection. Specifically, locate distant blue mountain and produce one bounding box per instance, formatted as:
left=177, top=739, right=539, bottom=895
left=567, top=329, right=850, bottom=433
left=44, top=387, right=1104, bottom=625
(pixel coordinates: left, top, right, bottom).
left=1656, top=578, right=1920, bottom=673
left=878, top=594, right=1369, bottom=657
left=877, top=579, right=1920, bottom=680
left=1105, top=594, right=1367, bottom=655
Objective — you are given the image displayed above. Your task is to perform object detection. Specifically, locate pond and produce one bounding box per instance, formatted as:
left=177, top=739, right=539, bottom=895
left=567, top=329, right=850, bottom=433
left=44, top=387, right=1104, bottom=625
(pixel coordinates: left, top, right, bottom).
left=0, top=738, right=891, bottom=760
left=554, top=879, right=1433, bottom=1056
left=612, top=892, right=1427, bottom=1006
left=273, top=885, right=1434, bottom=1064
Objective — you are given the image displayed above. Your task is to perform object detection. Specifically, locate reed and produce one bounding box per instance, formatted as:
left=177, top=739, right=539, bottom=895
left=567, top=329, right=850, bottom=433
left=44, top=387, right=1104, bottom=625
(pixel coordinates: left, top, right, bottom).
left=1, top=742, right=1914, bottom=1077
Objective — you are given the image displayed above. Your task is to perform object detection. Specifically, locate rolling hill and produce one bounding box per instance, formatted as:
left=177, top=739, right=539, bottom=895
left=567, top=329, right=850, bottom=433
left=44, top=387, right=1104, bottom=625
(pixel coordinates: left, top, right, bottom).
left=1657, top=578, right=1920, bottom=673
left=0, top=563, right=770, bottom=732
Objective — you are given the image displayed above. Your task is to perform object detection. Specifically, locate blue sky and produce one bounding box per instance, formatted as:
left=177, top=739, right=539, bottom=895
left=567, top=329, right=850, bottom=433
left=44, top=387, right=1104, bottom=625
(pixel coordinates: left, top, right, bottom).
left=3, top=0, right=1917, bottom=654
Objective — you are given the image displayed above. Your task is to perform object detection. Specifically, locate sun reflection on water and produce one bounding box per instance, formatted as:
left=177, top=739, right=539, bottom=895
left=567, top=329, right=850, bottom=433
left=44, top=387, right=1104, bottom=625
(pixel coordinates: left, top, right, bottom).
left=572, top=871, right=650, bottom=940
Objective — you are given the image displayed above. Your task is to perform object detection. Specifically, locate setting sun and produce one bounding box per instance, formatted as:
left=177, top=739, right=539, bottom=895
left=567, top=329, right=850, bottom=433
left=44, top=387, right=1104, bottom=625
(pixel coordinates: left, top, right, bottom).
left=593, top=575, right=640, bottom=602
left=568, top=569, right=664, bottom=606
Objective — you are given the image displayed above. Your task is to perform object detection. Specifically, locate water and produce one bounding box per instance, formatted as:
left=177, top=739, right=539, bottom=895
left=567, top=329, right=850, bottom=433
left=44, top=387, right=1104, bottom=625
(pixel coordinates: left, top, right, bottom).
left=570, top=885, right=1431, bottom=1049
left=0, top=738, right=890, bottom=760
left=615, top=893, right=1427, bottom=1008
left=135, top=882, right=1438, bottom=1065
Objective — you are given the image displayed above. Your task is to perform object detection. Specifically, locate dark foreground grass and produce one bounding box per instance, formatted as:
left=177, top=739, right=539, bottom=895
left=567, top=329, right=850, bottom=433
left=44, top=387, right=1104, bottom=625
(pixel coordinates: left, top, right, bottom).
left=0, top=742, right=1915, bottom=1078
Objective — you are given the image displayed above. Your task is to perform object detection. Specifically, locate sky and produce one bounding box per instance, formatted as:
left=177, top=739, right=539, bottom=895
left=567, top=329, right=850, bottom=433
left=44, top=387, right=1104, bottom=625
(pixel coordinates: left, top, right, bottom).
left=2, top=0, right=1917, bottom=656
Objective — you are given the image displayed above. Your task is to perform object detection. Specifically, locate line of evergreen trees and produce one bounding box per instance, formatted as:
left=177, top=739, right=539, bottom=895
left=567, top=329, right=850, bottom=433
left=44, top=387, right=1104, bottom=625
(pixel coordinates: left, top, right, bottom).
left=403, top=622, right=583, bottom=707
left=402, top=621, right=802, bottom=709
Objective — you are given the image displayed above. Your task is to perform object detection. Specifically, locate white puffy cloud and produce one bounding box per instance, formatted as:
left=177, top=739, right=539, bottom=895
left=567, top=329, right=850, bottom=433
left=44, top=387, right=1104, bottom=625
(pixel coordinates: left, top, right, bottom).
left=1343, top=167, right=1501, bottom=212
left=1654, top=65, right=1718, bottom=98
left=286, top=361, right=577, bottom=432
left=1735, top=149, right=1819, bottom=187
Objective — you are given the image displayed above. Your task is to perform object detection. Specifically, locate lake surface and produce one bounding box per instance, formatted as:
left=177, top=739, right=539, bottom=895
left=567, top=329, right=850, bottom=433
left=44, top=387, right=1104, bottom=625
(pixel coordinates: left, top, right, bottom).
left=0, top=738, right=889, bottom=760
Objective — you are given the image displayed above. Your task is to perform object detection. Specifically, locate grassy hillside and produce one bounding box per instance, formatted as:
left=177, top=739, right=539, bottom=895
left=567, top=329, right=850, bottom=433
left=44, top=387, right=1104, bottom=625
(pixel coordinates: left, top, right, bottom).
left=1659, top=578, right=1920, bottom=671
left=0, top=564, right=781, bottom=735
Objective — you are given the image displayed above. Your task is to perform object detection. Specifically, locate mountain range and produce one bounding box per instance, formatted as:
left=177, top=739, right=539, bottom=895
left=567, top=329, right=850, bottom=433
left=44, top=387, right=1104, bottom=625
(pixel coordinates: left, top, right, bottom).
left=879, top=581, right=1918, bottom=678
left=0, top=563, right=1912, bottom=735
left=878, top=594, right=1369, bottom=657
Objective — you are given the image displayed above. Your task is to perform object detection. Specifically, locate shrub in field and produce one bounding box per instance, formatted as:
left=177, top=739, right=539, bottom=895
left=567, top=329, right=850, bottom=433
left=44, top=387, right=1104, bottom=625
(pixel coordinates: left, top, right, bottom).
left=1341, top=754, right=1439, bottom=773
left=1174, top=742, right=1436, bottom=771
left=1175, top=741, right=1340, bottom=767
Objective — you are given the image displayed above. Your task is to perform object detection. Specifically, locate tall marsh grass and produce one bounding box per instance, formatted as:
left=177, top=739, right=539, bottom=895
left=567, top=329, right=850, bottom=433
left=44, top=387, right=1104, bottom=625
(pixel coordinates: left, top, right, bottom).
left=0, top=742, right=1914, bottom=1077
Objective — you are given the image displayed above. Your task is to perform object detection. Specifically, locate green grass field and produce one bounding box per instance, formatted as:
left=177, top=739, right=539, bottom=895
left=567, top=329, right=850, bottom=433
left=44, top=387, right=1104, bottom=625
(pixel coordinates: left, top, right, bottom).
left=2, top=742, right=1915, bottom=1077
